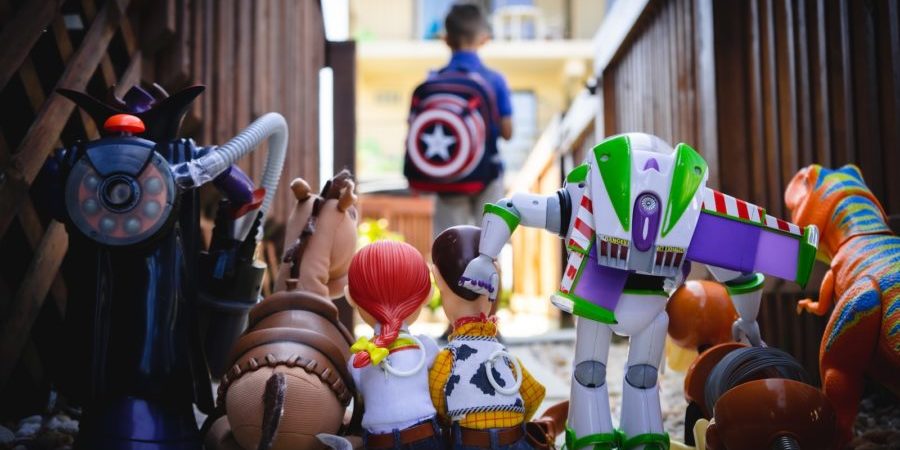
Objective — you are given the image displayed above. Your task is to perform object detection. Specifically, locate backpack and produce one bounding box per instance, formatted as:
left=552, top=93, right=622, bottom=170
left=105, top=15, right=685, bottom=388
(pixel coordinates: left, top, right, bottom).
left=404, top=69, right=502, bottom=194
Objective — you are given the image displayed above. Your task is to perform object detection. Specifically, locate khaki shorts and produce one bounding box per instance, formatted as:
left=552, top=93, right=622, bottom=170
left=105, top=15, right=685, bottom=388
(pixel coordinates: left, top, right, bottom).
left=432, top=178, right=505, bottom=239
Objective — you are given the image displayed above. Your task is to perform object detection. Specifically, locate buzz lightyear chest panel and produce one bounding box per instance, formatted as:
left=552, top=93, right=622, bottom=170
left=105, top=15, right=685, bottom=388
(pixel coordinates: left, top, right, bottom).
left=569, top=135, right=707, bottom=277
left=445, top=337, right=524, bottom=420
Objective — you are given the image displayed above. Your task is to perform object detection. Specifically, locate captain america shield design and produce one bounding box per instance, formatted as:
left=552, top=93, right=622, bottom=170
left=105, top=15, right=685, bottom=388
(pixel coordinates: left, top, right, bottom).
left=407, top=94, right=486, bottom=180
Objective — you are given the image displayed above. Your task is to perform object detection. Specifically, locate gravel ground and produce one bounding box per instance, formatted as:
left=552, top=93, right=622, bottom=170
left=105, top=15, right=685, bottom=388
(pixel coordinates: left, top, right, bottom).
left=507, top=338, right=687, bottom=441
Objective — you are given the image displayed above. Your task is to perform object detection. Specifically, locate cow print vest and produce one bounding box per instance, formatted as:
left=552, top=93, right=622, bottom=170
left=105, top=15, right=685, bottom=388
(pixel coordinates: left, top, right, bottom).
left=444, top=335, right=524, bottom=420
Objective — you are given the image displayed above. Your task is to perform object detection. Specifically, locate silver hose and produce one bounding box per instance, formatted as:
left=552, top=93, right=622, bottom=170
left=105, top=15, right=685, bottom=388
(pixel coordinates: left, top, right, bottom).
left=172, top=112, right=288, bottom=222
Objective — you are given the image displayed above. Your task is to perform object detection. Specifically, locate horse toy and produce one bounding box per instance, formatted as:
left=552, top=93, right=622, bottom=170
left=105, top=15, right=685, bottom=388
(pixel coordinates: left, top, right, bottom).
left=205, top=170, right=361, bottom=450
left=785, top=164, right=900, bottom=446
left=679, top=343, right=838, bottom=450
left=666, top=281, right=840, bottom=449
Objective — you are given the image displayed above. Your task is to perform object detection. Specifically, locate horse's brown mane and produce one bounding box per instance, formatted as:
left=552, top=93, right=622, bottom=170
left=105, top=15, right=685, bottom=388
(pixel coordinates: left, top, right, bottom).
left=282, top=170, right=355, bottom=280
left=321, top=169, right=353, bottom=201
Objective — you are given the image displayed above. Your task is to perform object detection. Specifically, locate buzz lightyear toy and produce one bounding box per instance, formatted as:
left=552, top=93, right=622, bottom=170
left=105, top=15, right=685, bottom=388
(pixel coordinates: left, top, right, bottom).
left=460, top=133, right=819, bottom=450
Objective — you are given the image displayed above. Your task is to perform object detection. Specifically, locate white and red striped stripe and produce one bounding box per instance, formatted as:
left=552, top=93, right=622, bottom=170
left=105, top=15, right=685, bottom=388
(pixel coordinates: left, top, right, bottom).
left=702, top=188, right=764, bottom=224
left=560, top=251, right=585, bottom=294
left=703, top=188, right=801, bottom=236
left=568, top=189, right=596, bottom=253
left=764, top=214, right=801, bottom=235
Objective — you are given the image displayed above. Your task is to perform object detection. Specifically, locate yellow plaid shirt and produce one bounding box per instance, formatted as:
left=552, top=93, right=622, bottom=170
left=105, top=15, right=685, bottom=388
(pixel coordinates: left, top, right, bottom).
left=428, top=320, right=546, bottom=429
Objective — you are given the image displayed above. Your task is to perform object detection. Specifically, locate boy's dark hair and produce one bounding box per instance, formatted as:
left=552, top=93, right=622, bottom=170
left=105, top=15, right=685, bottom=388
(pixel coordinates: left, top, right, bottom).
left=444, top=2, right=489, bottom=49
left=431, top=225, right=481, bottom=301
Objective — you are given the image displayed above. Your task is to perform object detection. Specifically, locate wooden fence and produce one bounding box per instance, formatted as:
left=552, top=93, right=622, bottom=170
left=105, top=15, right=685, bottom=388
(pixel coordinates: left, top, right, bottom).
left=358, top=194, right=434, bottom=256
left=0, top=0, right=354, bottom=417
left=580, top=0, right=900, bottom=382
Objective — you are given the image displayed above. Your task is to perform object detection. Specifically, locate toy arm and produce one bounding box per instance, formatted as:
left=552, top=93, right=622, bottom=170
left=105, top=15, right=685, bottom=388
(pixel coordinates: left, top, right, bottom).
left=687, top=188, right=819, bottom=287
left=797, top=269, right=835, bottom=316
left=707, top=266, right=766, bottom=346
left=517, top=361, right=546, bottom=421
left=428, top=349, right=453, bottom=421
left=461, top=190, right=568, bottom=298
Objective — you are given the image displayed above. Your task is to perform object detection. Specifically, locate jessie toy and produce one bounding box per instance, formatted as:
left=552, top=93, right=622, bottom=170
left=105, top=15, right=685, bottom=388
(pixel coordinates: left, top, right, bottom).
left=430, top=226, right=546, bottom=450
left=346, top=241, right=443, bottom=449
left=785, top=164, right=900, bottom=446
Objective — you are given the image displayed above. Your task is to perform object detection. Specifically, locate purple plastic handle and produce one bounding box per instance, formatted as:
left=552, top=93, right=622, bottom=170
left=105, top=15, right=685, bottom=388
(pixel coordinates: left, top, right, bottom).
left=213, top=165, right=255, bottom=206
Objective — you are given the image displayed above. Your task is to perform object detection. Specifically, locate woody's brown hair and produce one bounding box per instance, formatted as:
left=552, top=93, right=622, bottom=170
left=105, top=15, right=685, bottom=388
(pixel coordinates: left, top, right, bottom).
left=431, top=225, right=481, bottom=301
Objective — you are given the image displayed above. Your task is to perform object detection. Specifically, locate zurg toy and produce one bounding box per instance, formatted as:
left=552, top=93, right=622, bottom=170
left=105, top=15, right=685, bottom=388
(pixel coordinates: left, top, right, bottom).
left=37, top=84, right=288, bottom=450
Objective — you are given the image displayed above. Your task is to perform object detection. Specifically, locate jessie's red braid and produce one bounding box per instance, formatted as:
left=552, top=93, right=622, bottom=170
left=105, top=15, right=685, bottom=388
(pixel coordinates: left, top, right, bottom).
left=349, top=241, right=431, bottom=368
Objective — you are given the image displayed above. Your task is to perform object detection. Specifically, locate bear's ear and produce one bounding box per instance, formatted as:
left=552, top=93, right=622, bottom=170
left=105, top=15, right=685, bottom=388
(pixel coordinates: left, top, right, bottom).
left=785, top=165, right=816, bottom=213
left=839, top=164, right=865, bottom=182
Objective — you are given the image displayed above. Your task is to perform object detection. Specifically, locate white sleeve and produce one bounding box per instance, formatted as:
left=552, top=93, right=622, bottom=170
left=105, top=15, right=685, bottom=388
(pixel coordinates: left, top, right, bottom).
left=417, top=334, right=440, bottom=369
left=347, top=358, right=361, bottom=387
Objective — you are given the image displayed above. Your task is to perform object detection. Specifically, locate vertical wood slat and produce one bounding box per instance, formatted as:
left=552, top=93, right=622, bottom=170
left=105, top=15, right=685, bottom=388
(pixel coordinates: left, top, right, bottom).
left=328, top=41, right=357, bottom=175
left=876, top=0, right=900, bottom=213
left=810, top=0, right=832, bottom=167
left=827, top=0, right=855, bottom=165
left=848, top=0, right=884, bottom=201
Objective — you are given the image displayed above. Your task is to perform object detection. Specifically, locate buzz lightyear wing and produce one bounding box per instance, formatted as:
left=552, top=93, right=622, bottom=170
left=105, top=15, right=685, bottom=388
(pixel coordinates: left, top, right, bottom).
left=686, top=188, right=819, bottom=287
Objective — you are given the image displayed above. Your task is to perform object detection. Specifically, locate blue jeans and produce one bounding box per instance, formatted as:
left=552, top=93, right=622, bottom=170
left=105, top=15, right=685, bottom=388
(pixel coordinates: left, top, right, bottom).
left=363, top=417, right=444, bottom=450
left=450, top=423, right=534, bottom=450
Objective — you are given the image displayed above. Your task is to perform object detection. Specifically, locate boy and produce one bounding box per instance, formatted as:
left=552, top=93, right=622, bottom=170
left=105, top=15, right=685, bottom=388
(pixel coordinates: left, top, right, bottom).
left=429, top=226, right=544, bottom=449
left=431, top=3, right=513, bottom=238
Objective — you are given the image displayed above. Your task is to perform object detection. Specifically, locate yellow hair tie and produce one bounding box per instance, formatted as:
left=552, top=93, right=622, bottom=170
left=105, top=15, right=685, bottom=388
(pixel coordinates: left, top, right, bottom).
left=350, top=336, right=390, bottom=366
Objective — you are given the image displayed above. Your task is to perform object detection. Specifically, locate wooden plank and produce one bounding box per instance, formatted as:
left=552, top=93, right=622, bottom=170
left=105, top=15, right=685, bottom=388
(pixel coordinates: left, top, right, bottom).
left=0, top=0, right=132, bottom=239
left=591, top=0, right=654, bottom=76
left=694, top=0, right=718, bottom=187
left=327, top=40, right=356, bottom=175
left=49, top=14, right=101, bottom=139
left=876, top=0, right=900, bottom=213
left=140, top=0, right=176, bottom=54
left=0, top=0, right=65, bottom=91
left=774, top=0, right=799, bottom=188
left=251, top=0, right=269, bottom=118
left=848, top=0, right=883, bottom=200
left=794, top=0, right=814, bottom=167
left=0, top=221, right=68, bottom=389
left=213, top=0, right=235, bottom=145
left=114, top=50, right=142, bottom=98
left=712, top=0, right=750, bottom=197
left=826, top=0, right=855, bottom=165
left=810, top=0, right=832, bottom=167
left=17, top=202, right=67, bottom=315
left=82, top=0, right=118, bottom=86
left=156, top=0, right=190, bottom=88
left=747, top=0, right=767, bottom=206
left=760, top=0, right=783, bottom=217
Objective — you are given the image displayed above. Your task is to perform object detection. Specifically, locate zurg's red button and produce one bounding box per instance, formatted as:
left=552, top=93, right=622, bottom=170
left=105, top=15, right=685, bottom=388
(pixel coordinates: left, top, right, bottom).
left=104, top=114, right=146, bottom=134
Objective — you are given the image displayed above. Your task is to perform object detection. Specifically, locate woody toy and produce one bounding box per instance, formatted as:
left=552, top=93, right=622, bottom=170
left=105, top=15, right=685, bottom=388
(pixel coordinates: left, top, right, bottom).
left=430, top=226, right=546, bottom=450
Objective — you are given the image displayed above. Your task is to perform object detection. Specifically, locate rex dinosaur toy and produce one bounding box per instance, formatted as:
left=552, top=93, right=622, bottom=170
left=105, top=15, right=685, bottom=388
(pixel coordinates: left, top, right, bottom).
left=785, top=164, right=900, bottom=446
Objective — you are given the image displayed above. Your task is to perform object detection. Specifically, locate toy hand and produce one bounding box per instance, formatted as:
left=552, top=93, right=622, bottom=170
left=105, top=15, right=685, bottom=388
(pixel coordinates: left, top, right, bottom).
left=732, top=317, right=764, bottom=347
left=317, top=433, right=360, bottom=450
left=796, top=298, right=824, bottom=315
left=459, top=254, right=500, bottom=300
